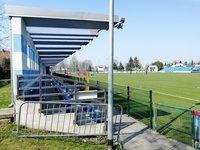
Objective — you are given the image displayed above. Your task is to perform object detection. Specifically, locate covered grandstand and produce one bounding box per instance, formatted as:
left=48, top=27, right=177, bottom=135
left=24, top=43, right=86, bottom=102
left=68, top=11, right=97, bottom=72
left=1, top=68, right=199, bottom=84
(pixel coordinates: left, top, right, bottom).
left=159, top=66, right=200, bottom=73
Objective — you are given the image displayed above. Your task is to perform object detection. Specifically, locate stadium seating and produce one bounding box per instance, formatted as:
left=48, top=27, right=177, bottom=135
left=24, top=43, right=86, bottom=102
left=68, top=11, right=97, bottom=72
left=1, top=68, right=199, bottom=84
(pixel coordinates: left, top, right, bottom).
left=160, top=66, right=194, bottom=72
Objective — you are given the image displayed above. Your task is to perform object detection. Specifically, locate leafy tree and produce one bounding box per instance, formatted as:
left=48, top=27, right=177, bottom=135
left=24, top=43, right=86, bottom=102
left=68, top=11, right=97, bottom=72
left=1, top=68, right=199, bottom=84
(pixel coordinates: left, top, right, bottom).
left=126, top=57, right=133, bottom=71
left=118, top=62, right=124, bottom=71
left=189, top=60, right=194, bottom=66
left=0, top=57, right=10, bottom=78
left=184, top=61, right=188, bottom=66
left=88, top=64, right=92, bottom=72
left=152, top=61, right=164, bottom=71
left=133, top=56, right=141, bottom=68
left=113, top=59, right=119, bottom=70
left=113, top=61, right=118, bottom=70
left=0, top=65, right=3, bottom=79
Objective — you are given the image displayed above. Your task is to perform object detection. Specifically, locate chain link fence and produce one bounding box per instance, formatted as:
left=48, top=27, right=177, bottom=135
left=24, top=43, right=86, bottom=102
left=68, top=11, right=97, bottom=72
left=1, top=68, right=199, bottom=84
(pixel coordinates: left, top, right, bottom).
left=88, top=79, right=153, bottom=128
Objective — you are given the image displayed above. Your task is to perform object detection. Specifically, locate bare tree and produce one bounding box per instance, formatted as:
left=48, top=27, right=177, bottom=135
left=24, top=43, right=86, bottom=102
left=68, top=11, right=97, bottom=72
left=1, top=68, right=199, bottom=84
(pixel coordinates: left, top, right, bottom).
left=79, top=59, right=92, bottom=71
left=69, top=55, right=79, bottom=72
left=0, top=5, right=9, bottom=50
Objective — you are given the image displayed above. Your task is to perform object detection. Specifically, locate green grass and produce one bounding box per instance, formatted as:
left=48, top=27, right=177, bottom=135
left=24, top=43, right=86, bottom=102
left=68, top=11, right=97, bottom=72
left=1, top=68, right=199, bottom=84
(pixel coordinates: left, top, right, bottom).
left=90, top=73, right=200, bottom=108
left=0, top=120, right=106, bottom=150
left=0, top=81, right=11, bottom=109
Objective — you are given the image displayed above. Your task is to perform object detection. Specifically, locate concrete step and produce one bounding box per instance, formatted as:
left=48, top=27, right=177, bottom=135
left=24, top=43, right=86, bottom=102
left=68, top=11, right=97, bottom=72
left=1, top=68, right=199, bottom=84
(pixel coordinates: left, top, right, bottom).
left=0, top=108, right=13, bottom=120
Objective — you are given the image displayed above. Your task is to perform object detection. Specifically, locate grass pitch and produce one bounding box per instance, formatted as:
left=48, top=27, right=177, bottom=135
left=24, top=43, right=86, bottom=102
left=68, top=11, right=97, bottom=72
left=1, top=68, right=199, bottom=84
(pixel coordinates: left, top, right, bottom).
left=90, top=73, right=200, bottom=109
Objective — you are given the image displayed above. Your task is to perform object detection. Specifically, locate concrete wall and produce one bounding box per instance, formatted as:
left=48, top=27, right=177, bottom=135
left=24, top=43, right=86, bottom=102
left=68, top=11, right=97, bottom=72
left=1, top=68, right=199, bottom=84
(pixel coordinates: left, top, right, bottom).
left=11, top=17, right=43, bottom=101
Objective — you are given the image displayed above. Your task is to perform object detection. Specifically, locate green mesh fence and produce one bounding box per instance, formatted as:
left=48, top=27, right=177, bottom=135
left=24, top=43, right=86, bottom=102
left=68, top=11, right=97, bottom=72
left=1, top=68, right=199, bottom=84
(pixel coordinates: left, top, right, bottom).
left=154, top=103, right=193, bottom=146
left=89, top=80, right=152, bottom=128
left=129, top=88, right=152, bottom=127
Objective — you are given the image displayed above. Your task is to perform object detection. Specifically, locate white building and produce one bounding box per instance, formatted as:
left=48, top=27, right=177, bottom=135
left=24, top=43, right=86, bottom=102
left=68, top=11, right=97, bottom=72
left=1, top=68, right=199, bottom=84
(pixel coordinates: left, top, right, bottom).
left=148, top=65, right=158, bottom=72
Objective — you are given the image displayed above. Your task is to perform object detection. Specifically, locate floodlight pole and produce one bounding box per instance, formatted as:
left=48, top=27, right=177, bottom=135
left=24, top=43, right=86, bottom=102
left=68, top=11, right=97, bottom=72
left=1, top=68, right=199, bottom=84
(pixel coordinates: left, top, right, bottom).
left=108, top=0, right=114, bottom=149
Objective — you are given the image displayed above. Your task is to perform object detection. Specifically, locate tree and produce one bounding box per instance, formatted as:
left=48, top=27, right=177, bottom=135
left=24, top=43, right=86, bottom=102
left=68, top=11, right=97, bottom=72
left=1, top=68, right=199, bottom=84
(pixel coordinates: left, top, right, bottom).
left=88, top=64, right=92, bottom=72
left=152, top=61, right=164, bottom=71
left=133, top=56, right=141, bottom=68
left=189, top=60, right=194, bottom=66
left=2, top=58, right=10, bottom=69
left=113, top=59, right=119, bottom=70
left=0, top=6, right=9, bottom=50
left=0, top=65, right=3, bottom=79
left=118, top=62, right=124, bottom=71
left=184, top=61, right=188, bottom=66
left=126, top=57, right=133, bottom=71
left=113, top=61, right=118, bottom=70
left=79, top=59, right=92, bottom=71
left=69, top=55, right=79, bottom=72
left=173, top=60, right=178, bottom=65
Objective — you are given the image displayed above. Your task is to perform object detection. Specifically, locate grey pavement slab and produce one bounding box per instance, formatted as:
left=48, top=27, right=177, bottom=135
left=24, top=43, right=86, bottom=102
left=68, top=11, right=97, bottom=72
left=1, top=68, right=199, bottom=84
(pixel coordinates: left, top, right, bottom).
left=118, top=115, right=194, bottom=150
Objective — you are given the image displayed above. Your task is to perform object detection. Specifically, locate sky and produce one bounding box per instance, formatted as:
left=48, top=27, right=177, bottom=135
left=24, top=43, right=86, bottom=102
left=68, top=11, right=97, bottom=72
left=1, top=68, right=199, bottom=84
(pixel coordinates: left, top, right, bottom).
left=1, top=0, right=200, bottom=66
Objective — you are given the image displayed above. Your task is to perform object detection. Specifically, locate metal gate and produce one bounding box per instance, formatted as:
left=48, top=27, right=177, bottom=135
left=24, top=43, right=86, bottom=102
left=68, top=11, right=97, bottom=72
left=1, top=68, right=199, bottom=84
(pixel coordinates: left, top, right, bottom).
left=14, top=101, right=122, bottom=141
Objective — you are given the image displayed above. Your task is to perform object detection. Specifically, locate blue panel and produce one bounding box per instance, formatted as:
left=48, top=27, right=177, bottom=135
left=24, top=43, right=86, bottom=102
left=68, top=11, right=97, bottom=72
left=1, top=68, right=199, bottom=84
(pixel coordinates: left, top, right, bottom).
left=13, top=34, right=29, bottom=55
left=32, top=51, right=35, bottom=61
left=22, top=36, right=27, bottom=55
left=22, top=70, right=40, bottom=74
left=15, top=70, right=40, bottom=75
left=13, top=34, right=22, bottom=52
left=29, top=49, right=33, bottom=60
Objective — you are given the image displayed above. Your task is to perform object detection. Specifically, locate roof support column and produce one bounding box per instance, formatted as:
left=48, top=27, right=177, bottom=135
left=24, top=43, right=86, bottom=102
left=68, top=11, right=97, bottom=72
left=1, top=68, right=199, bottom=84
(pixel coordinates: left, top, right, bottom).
left=108, top=0, right=114, bottom=149
left=10, top=17, right=24, bottom=102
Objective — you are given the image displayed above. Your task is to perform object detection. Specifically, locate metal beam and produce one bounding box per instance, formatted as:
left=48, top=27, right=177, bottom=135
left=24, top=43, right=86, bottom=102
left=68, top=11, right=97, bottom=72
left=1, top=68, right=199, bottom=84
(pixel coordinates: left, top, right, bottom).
left=24, top=18, right=111, bottom=29
left=39, top=55, right=69, bottom=57
left=34, top=41, right=89, bottom=45
left=30, top=33, right=98, bottom=37
left=36, top=47, right=81, bottom=50
left=40, top=57, right=66, bottom=60
left=38, top=51, right=75, bottom=55
left=32, top=37, right=93, bottom=41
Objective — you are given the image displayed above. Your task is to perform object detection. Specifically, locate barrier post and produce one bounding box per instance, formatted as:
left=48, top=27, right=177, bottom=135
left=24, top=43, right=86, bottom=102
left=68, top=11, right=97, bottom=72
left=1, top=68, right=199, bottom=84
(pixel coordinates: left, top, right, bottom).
left=127, top=86, right=130, bottom=116
left=97, top=80, right=99, bottom=90
left=149, top=90, right=153, bottom=129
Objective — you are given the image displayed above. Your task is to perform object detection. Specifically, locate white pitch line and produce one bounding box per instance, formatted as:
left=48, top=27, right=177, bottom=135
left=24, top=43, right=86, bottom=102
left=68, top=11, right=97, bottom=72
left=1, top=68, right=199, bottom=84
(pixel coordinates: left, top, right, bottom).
left=114, top=83, right=200, bottom=102
left=153, top=91, right=200, bottom=102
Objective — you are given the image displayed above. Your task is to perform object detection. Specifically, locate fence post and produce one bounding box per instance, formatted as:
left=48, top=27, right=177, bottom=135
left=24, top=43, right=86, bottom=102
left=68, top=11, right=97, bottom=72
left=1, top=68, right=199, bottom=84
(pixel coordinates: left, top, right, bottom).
left=16, top=75, right=19, bottom=98
left=74, top=80, right=78, bottom=124
left=97, top=80, right=99, bottom=90
left=104, top=88, right=107, bottom=104
left=127, top=86, right=130, bottom=116
left=153, top=102, right=157, bottom=130
left=149, top=90, right=153, bottom=129
left=39, top=77, right=42, bottom=102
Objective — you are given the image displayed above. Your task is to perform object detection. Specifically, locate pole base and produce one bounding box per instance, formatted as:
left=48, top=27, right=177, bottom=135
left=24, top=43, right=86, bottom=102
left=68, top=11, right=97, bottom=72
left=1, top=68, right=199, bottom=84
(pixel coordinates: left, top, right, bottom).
left=107, top=139, right=113, bottom=150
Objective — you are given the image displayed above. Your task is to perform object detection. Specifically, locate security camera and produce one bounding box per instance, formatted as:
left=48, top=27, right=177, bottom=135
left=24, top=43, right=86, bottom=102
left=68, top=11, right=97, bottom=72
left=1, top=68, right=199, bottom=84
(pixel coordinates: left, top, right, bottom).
left=114, top=18, right=125, bottom=29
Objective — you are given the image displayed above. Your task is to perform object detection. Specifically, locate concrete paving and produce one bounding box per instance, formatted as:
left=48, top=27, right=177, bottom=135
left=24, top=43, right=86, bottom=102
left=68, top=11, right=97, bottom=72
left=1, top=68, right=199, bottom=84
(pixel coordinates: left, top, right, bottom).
left=118, top=114, right=194, bottom=150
